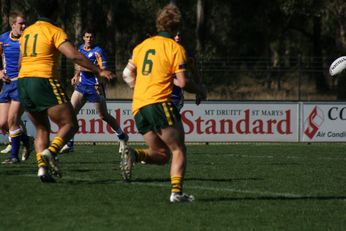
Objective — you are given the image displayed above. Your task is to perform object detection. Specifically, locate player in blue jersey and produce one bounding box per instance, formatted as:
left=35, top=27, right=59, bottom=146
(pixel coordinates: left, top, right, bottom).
left=171, top=32, right=206, bottom=110
left=60, top=30, right=128, bottom=154
left=0, top=11, right=33, bottom=164
left=171, top=32, right=185, bottom=111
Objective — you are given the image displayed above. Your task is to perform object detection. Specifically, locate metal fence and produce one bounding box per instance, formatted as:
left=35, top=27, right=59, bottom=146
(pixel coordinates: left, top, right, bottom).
left=61, top=56, right=342, bottom=101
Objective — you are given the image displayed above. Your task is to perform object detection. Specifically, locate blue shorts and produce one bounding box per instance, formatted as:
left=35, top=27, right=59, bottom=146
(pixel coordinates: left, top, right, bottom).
left=75, top=84, right=105, bottom=103
left=0, top=81, right=19, bottom=103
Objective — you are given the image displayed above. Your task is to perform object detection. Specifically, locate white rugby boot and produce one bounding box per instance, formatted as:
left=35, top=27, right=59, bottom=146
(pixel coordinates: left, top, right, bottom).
left=170, top=193, right=195, bottom=203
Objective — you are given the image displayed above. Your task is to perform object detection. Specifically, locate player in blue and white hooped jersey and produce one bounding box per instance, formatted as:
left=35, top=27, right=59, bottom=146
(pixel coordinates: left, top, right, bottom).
left=60, top=30, right=128, bottom=154
left=0, top=11, right=33, bottom=164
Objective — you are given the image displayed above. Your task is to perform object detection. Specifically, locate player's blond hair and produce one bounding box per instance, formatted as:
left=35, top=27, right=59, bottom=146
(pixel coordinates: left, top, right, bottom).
left=9, top=11, right=24, bottom=26
left=156, top=3, right=182, bottom=34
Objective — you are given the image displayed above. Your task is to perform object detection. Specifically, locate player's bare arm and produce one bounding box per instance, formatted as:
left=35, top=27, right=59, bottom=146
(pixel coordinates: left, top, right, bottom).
left=0, top=51, right=10, bottom=83
left=70, top=64, right=80, bottom=85
left=71, top=73, right=79, bottom=86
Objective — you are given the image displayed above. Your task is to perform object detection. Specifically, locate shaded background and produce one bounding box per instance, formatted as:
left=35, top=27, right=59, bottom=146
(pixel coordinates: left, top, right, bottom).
left=1, top=0, right=346, bottom=100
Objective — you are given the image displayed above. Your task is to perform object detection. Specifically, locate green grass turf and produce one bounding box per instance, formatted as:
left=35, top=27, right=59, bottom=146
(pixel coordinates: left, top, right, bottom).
left=0, top=143, right=345, bottom=231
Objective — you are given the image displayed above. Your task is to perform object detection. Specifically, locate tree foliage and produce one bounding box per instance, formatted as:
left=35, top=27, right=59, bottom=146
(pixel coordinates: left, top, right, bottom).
left=1, top=0, right=345, bottom=98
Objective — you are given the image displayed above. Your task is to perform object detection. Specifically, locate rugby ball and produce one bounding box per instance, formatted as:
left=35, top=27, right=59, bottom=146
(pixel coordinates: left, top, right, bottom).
left=329, top=56, right=346, bottom=76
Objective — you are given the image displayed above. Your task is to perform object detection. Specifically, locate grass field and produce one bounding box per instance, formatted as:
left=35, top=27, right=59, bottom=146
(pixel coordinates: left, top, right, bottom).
left=0, top=143, right=345, bottom=231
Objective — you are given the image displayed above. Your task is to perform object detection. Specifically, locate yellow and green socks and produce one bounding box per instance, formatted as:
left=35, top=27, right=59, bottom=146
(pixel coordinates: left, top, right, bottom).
left=36, top=152, right=46, bottom=168
left=171, top=176, right=183, bottom=194
left=48, top=136, right=64, bottom=155
left=35, top=136, right=64, bottom=168
left=135, top=148, right=149, bottom=163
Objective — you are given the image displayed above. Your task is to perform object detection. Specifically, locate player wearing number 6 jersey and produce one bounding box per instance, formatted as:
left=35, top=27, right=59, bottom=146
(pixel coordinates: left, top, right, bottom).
left=18, top=0, right=114, bottom=183
left=121, top=3, right=207, bottom=202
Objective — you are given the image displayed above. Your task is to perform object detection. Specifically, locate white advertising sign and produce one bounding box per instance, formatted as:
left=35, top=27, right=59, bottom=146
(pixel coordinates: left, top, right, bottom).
left=7, top=101, right=337, bottom=143
left=181, top=102, right=299, bottom=142
left=45, top=101, right=298, bottom=142
left=302, top=103, right=346, bottom=142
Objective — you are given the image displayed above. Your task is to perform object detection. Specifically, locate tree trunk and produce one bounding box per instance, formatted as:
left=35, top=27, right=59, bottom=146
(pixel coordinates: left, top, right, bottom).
left=196, top=0, right=205, bottom=53
left=312, top=15, right=328, bottom=92
left=73, top=0, right=82, bottom=47
left=0, top=0, right=10, bottom=33
left=337, top=20, right=346, bottom=51
left=57, top=0, right=68, bottom=87
left=104, top=2, right=115, bottom=73
left=328, top=0, right=346, bottom=51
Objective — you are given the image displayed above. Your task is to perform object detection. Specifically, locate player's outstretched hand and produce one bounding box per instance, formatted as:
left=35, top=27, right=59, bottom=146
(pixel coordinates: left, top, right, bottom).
left=70, top=75, right=79, bottom=86
left=99, top=70, right=115, bottom=81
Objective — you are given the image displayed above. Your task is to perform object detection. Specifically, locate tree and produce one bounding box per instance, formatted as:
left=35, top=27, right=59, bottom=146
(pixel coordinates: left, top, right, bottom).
left=73, top=0, right=82, bottom=47
left=0, top=0, right=10, bottom=33
left=327, top=0, right=346, bottom=52
left=196, top=0, right=205, bottom=53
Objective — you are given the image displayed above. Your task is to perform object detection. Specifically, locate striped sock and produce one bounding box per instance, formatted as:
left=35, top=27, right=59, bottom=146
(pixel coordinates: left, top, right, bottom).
left=135, top=148, right=149, bottom=162
left=36, top=152, right=46, bottom=168
left=48, top=136, right=64, bottom=155
left=9, top=128, right=22, bottom=159
left=171, top=176, right=183, bottom=194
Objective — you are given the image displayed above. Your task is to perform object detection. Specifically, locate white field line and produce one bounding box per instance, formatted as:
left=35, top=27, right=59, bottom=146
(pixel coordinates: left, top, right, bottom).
left=131, top=182, right=304, bottom=198
left=21, top=173, right=303, bottom=198
left=208, top=153, right=346, bottom=161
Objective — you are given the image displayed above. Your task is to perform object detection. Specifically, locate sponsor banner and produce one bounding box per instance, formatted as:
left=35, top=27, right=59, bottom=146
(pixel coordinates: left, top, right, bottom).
left=41, top=101, right=298, bottom=142
left=7, top=101, right=346, bottom=143
left=181, top=102, right=299, bottom=142
left=302, top=103, right=346, bottom=142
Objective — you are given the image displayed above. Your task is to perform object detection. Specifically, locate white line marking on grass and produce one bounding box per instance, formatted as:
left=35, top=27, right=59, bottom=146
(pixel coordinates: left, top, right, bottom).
left=211, top=153, right=346, bottom=161
left=131, top=182, right=304, bottom=198
left=21, top=173, right=303, bottom=198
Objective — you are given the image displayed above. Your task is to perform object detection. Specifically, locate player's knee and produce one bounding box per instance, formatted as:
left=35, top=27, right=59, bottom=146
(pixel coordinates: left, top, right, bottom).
left=7, top=118, right=18, bottom=128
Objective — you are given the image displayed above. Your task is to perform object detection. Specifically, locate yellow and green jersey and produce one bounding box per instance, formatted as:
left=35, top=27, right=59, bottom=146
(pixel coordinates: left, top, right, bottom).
left=18, top=18, right=68, bottom=79
left=131, top=32, right=187, bottom=115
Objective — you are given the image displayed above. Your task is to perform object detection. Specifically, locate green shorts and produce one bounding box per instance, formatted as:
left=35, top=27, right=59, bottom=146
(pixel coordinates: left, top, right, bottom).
left=18, top=77, right=69, bottom=112
left=134, top=102, right=181, bottom=134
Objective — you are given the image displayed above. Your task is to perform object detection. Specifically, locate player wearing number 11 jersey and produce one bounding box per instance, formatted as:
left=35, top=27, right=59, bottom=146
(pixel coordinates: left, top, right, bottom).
left=17, top=0, right=114, bottom=183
